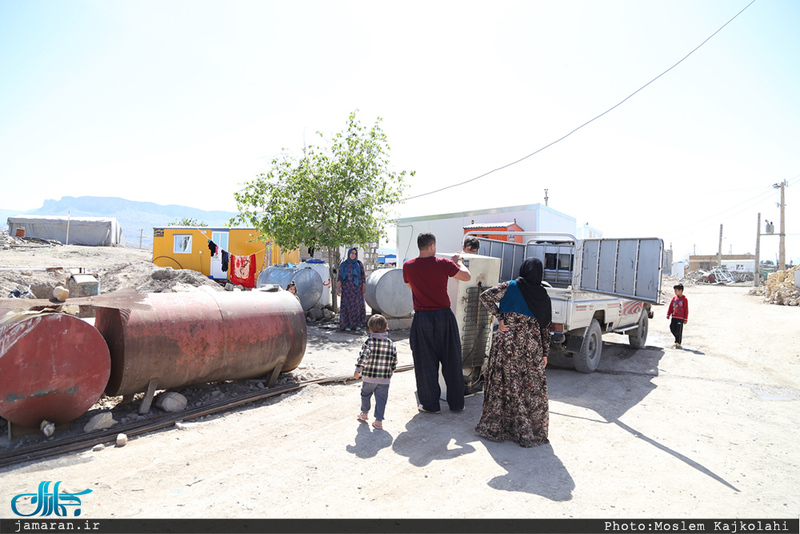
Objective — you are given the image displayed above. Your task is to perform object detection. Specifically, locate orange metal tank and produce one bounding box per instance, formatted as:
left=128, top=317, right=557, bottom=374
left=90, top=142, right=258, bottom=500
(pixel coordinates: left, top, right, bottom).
left=95, top=290, right=306, bottom=396
left=0, top=311, right=111, bottom=427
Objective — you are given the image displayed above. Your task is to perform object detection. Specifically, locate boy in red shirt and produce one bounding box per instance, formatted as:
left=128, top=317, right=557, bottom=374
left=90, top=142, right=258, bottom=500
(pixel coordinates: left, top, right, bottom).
left=667, top=283, right=689, bottom=348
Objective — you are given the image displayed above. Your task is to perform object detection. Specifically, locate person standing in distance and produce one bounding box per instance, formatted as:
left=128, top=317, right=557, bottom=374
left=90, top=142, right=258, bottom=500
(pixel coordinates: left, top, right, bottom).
left=403, top=232, right=471, bottom=413
left=666, top=283, right=689, bottom=348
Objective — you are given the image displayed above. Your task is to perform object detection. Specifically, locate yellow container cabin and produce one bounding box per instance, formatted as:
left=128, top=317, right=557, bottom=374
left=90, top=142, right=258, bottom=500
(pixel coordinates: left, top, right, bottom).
left=152, top=227, right=299, bottom=282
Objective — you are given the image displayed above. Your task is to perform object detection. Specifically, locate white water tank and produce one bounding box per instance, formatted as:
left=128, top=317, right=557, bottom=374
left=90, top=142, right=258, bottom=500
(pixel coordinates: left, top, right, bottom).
left=671, top=261, right=686, bottom=278
left=365, top=268, right=413, bottom=317
left=257, top=266, right=322, bottom=311
left=299, top=260, right=332, bottom=307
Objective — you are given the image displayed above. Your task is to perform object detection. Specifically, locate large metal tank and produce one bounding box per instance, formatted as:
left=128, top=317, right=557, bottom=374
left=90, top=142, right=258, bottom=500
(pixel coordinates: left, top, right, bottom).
left=299, top=260, right=332, bottom=306
left=95, top=290, right=306, bottom=396
left=0, top=310, right=111, bottom=427
left=256, top=266, right=322, bottom=311
left=364, top=268, right=413, bottom=318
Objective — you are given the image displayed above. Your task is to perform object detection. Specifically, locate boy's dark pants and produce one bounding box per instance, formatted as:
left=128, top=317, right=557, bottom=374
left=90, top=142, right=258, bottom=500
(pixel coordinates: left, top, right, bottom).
left=670, top=318, right=684, bottom=344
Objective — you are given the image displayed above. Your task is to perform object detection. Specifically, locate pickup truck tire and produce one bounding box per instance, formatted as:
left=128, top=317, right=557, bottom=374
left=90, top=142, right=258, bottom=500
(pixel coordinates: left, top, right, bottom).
left=628, top=309, right=649, bottom=349
left=574, top=319, right=603, bottom=373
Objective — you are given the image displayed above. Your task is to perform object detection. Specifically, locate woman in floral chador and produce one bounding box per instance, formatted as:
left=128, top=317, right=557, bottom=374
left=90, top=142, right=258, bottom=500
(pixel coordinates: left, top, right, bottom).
left=337, top=247, right=367, bottom=331
left=476, top=257, right=551, bottom=447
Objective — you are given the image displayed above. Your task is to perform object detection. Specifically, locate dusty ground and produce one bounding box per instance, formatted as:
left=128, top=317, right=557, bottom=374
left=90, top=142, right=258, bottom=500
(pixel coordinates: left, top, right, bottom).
left=0, top=242, right=799, bottom=520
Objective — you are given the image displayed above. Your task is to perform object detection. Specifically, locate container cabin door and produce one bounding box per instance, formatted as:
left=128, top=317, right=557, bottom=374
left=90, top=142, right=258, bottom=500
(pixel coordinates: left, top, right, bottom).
left=210, top=231, right=230, bottom=280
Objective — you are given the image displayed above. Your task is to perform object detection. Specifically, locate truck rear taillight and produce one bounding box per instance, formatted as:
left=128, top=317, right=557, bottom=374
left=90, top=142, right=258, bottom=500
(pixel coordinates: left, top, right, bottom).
left=551, top=323, right=564, bottom=333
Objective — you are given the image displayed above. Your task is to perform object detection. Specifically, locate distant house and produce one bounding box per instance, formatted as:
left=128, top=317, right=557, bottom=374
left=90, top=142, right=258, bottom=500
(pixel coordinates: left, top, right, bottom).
left=152, top=226, right=299, bottom=281
left=463, top=221, right=525, bottom=243
left=7, top=215, right=124, bottom=246
left=688, top=254, right=755, bottom=272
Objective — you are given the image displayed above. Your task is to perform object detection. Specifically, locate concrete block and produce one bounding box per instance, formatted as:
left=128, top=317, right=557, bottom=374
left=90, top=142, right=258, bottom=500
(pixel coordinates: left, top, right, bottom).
left=66, top=274, right=99, bottom=297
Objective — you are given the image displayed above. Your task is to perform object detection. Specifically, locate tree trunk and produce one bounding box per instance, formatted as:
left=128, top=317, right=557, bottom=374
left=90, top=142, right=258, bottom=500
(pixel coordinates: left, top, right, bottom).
left=328, top=246, right=341, bottom=313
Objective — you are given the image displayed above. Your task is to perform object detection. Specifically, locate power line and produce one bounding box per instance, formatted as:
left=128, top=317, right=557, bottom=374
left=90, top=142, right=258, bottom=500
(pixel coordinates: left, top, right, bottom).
left=669, top=186, right=776, bottom=237
left=667, top=173, right=798, bottom=240
left=402, top=0, right=757, bottom=202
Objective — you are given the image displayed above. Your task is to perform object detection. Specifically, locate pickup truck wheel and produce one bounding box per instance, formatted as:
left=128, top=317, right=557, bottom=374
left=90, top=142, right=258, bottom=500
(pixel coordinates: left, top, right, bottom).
left=574, top=319, right=602, bottom=373
left=628, top=310, right=649, bottom=349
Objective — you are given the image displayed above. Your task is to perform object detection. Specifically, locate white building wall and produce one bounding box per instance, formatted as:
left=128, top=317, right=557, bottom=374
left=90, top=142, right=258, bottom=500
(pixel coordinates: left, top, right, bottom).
left=577, top=223, right=603, bottom=240
left=396, top=204, right=577, bottom=262
left=720, top=260, right=755, bottom=272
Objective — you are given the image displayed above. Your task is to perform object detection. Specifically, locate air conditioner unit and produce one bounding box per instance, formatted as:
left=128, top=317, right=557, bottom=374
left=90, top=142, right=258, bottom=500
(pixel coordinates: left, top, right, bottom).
left=435, top=252, right=501, bottom=398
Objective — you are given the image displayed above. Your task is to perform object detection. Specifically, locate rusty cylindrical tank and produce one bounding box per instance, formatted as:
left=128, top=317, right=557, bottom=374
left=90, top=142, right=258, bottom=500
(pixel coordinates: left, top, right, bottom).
left=95, top=290, right=306, bottom=396
left=0, top=310, right=111, bottom=427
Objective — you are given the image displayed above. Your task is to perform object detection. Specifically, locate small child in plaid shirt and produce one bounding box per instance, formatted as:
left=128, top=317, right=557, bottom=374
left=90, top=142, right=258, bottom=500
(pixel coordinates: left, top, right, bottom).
left=354, top=314, right=397, bottom=430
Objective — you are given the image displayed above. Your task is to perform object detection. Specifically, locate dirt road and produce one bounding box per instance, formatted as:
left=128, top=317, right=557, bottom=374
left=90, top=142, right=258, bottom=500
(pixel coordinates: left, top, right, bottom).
left=1, top=274, right=798, bottom=519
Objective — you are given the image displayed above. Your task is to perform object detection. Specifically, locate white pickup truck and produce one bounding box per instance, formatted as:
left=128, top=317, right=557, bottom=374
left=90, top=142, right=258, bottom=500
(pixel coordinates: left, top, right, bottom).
left=469, top=232, right=663, bottom=373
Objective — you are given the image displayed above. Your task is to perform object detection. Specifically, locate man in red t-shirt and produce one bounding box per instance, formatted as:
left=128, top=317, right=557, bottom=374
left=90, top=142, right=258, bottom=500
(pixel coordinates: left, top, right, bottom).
left=403, top=232, right=471, bottom=413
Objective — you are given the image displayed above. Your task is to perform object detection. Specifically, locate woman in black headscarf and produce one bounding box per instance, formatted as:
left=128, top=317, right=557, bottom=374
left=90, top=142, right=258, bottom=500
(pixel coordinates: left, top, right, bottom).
left=337, top=247, right=367, bottom=331
left=475, top=257, right=552, bottom=447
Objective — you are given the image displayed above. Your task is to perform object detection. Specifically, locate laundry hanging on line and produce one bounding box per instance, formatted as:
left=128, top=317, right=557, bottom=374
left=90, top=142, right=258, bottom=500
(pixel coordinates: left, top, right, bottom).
left=207, top=239, right=258, bottom=285
left=229, top=253, right=257, bottom=288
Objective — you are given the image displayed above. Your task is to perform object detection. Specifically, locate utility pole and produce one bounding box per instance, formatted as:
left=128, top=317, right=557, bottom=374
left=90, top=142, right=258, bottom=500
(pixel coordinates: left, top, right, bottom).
left=717, top=224, right=723, bottom=268
left=544, top=189, right=549, bottom=207
left=774, top=180, right=787, bottom=270
left=755, top=213, right=761, bottom=286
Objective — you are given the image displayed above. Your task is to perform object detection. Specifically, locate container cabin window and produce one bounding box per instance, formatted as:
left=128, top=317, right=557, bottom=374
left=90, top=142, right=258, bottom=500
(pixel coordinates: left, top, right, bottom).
left=174, top=235, right=192, bottom=254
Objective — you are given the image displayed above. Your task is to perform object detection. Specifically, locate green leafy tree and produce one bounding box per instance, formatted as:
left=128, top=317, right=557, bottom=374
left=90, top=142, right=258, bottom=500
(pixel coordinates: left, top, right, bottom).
left=168, top=218, right=208, bottom=227
left=233, top=111, right=412, bottom=311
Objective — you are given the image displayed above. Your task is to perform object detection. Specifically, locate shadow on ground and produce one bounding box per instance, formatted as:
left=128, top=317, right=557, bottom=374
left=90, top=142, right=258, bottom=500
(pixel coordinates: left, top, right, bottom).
left=548, top=342, right=737, bottom=492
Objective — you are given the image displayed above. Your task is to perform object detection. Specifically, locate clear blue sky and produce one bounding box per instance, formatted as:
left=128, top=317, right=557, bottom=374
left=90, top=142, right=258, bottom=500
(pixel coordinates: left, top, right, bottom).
left=1, top=0, right=798, bottom=262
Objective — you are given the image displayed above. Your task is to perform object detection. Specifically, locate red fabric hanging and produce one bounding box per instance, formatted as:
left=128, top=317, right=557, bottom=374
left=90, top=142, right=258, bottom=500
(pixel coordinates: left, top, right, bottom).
left=229, top=253, right=257, bottom=288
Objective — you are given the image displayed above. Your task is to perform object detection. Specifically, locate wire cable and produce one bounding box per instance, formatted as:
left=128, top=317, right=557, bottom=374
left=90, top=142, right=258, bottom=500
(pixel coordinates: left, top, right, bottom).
left=666, top=173, right=797, bottom=241
left=401, top=0, right=758, bottom=202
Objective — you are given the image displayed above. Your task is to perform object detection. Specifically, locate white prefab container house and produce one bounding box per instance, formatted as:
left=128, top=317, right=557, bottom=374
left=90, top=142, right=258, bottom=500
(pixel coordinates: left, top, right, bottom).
left=396, top=204, right=579, bottom=262
left=7, top=215, right=124, bottom=246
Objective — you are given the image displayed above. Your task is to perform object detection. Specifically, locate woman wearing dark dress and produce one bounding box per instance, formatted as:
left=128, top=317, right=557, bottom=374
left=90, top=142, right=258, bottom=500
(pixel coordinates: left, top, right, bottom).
left=476, top=257, right=552, bottom=448
left=337, top=247, right=367, bottom=331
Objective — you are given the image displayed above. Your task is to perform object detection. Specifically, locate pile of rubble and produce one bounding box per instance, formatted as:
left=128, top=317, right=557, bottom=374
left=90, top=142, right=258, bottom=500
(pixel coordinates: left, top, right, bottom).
left=0, top=261, right=223, bottom=300
left=729, top=271, right=755, bottom=283
left=1, top=230, right=62, bottom=248
left=682, top=268, right=754, bottom=285
left=97, top=261, right=223, bottom=294
left=684, top=270, right=717, bottom=284
left=749, top=265, right=800, bottom=306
